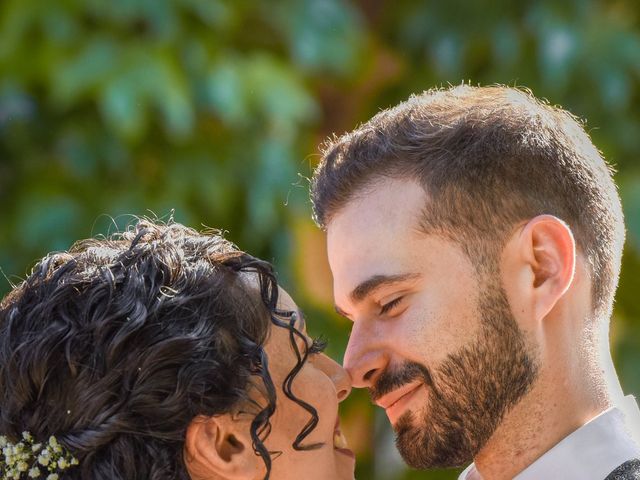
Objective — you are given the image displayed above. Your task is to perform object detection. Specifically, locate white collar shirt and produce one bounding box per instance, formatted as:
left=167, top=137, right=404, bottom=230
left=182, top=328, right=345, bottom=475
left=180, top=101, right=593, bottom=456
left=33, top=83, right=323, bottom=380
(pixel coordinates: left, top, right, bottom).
left=459, top=395, right=640, bottom=480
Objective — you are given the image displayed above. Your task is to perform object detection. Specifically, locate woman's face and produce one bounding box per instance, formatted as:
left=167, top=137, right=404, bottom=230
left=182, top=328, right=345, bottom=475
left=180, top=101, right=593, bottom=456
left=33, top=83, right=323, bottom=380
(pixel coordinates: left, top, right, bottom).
left=261, top=288, right=355, bottom=480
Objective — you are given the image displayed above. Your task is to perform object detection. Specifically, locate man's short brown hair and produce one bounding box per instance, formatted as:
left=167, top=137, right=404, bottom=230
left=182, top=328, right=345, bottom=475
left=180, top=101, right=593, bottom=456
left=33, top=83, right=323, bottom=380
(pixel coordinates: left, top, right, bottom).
left=311, top=85, right=625, bottom=317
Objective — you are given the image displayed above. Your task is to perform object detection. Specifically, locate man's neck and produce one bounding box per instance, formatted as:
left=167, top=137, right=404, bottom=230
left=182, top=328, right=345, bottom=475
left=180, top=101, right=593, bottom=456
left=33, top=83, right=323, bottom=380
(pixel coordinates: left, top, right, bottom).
left=471, top=354, right=620, bottom=480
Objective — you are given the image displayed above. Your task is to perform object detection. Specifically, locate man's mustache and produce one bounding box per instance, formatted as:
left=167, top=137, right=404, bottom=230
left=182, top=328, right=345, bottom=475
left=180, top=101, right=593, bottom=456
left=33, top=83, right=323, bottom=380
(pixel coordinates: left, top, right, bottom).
left=369, top=361, right=434, bottom=403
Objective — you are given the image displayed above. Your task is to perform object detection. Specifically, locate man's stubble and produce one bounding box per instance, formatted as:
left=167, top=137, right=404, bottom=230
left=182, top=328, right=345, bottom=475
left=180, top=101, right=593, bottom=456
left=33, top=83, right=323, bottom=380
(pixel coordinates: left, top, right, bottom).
left=373, top=278, right=539, bottom=469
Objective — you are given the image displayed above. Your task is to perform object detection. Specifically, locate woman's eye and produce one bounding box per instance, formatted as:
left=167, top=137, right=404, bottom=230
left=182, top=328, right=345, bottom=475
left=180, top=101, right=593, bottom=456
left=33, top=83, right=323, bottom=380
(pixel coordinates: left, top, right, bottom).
left=308, top=336, right=328, bottom=355
left=380, top=297, right=404, bottom=315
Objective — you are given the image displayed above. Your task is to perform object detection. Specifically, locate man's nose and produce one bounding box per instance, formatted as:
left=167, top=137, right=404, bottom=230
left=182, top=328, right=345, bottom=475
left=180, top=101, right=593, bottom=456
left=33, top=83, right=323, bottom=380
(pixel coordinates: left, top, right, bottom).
left=343, top=322, right=386, bottom=389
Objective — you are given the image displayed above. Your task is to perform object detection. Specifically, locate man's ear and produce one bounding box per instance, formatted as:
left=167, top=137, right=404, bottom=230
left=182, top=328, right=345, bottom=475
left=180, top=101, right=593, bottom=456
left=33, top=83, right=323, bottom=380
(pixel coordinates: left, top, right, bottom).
left=184, top=414, right=261, bottom=480
left=515, top=214, right=576, bottom=322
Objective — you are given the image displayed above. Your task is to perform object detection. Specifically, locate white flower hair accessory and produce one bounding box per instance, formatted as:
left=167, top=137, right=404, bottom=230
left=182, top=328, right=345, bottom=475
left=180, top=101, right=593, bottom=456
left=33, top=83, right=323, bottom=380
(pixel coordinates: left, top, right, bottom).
left=0, top=432, right=79, bottom=479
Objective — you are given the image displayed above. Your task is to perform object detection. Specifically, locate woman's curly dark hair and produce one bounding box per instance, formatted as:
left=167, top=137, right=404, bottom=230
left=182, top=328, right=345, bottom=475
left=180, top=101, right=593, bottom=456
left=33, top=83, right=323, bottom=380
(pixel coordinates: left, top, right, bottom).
left=0, top=219, right=321, bottom=479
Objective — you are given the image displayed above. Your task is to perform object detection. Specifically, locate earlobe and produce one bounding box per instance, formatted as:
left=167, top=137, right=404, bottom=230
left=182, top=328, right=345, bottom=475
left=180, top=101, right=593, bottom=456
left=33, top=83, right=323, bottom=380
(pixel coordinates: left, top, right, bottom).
left=520, top=215, right=576, bottom=321
left=184, top=414, right=260, bottom=480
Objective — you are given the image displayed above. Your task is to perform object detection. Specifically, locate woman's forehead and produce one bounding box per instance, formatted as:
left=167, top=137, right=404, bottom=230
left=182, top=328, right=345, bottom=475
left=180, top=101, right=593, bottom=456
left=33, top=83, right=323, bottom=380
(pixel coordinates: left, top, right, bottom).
left=279, top=290, right=307, bottom=333
left=238, top=272, right=307, bottom=336
left=277, top=287, right=296, bottom=310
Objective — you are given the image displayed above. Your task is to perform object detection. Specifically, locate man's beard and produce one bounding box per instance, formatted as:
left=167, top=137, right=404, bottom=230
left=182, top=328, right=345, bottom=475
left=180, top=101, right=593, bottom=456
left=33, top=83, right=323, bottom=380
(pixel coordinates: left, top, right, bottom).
left=371, top=280, right=539, bottom=469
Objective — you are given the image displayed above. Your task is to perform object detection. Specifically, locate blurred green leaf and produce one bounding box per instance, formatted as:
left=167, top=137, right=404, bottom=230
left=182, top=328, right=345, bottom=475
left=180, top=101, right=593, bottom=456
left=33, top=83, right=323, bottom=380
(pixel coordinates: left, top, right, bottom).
left=52, top=38, right=119, bottom=107
left=621, top=176, right=640, bottom=251
left=16, top=194, right=84, bottom=252
left=269, top=0, right=366, bottom=75
left=205, top=58, right=250, bottom=127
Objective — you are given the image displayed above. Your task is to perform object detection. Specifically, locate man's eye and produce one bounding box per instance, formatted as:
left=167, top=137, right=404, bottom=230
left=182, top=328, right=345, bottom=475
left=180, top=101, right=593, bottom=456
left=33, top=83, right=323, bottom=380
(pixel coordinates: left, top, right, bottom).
left=308, top=336, right=328, bottom=354
left=380, top=297, right=403, bottom=315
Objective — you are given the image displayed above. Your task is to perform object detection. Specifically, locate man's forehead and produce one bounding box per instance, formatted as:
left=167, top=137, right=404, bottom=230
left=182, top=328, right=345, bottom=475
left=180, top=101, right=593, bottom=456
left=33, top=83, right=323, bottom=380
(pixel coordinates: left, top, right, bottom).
left=327, top=182, right=427, bottom=260
left=329, top=178, right=427, bottom=232
left=327, top=224, right=397, bottom=289
left=325, top=178, right=433, bottom=303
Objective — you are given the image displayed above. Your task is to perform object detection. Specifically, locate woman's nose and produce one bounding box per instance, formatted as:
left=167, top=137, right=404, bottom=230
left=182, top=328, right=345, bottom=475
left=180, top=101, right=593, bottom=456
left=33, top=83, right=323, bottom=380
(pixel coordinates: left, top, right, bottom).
left=319, top=354, right=352, bottom=402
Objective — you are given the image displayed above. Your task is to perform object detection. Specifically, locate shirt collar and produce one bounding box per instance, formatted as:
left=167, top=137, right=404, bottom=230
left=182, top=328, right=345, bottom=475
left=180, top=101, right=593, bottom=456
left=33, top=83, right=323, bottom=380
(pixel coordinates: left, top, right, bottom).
left=459, top=396, right=640, bottom=480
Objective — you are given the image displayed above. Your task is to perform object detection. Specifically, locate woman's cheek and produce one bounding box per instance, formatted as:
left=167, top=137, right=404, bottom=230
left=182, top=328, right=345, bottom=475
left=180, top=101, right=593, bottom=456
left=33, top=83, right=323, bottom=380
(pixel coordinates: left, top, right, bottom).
left=293, top=365, right=337, bottom=415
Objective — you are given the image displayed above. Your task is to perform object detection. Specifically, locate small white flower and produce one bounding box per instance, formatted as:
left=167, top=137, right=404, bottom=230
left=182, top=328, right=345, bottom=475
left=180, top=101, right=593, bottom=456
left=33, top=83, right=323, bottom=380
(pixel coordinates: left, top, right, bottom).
left=38, top=452, right=50, bottom=466
left=1, top=431, right=78, bottom=477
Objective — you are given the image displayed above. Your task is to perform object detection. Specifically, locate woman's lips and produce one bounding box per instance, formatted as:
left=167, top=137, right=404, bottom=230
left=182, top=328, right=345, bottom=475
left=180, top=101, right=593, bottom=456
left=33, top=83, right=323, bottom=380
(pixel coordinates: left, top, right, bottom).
left=333, top=430, right=349, bottom=449
left=333, top=419, right=355, bottom=458
left=374, top=382, right=423, bottom=425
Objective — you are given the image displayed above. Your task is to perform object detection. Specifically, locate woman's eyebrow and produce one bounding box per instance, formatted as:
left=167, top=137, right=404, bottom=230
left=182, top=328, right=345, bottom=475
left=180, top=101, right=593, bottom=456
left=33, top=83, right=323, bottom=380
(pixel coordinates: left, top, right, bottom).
left=296, top=309, right=307, bottom=331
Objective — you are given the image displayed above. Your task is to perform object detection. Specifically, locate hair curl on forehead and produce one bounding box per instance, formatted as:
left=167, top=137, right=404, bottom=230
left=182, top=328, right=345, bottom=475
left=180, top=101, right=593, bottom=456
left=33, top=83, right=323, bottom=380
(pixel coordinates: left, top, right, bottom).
left=0, top=218, right=321, bottom=480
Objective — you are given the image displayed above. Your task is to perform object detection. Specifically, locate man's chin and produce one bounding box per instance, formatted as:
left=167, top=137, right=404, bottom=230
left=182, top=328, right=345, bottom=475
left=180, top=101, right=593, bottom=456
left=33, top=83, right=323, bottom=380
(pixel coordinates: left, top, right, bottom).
left=394, top=411, right=474, bottom=470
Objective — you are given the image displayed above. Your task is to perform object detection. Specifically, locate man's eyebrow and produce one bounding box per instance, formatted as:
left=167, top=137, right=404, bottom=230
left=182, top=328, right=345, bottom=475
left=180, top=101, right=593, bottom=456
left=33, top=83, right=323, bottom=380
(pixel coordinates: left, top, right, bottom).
left=350, top=273, right=421, bottom=303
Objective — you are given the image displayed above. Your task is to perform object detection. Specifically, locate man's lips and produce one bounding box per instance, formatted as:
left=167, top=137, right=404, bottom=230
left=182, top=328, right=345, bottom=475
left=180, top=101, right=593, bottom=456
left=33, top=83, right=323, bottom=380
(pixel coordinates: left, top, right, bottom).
left=374, top=381, right=423, bottom=424
left=374, top=381, right=423, bottom=409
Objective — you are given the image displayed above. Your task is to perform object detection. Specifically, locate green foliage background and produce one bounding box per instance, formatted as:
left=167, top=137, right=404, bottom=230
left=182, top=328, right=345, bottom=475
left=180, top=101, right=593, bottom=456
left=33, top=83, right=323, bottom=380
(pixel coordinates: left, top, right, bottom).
left=1, top=1, right=639, bottom=478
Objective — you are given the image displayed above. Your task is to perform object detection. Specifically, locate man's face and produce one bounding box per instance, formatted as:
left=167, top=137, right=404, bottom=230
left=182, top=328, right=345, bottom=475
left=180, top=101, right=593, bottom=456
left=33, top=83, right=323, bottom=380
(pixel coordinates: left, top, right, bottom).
left=327, top=178, right=538, bottom=468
